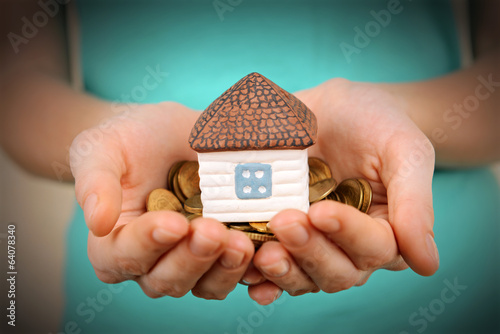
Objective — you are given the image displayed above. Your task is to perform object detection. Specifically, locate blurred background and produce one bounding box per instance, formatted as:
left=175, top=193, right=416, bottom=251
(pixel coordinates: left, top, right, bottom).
left=0, top=149, right=74, bottom=333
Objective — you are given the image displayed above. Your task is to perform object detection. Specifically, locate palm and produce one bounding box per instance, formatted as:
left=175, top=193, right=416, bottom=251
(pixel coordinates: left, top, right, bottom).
left=73, top=102, right=256, bottom=299
left=111, top=103, right=198, bottom=225
left=247, top=80, right=437, bottom=303
left=298, top=80, right=430, bottom=223
left=75, top=103, right=199, bottom=233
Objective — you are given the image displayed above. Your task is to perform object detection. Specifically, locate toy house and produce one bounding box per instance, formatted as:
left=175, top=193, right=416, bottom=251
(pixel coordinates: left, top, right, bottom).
left=188, top=72, right=317, bottom=222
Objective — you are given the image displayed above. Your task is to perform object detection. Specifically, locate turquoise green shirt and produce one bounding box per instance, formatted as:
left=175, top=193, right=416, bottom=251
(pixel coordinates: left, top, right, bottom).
left=63, top=1, right=499, bottom=333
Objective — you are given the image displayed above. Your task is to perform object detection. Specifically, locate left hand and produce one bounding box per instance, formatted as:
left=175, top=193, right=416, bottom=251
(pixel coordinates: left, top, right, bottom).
left=243, top=78, right=439, bottom=304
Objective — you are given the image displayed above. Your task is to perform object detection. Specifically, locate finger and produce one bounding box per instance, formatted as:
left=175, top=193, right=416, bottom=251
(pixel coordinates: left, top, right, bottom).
left=253, top=241, right=318, bottom=295
left=308, top=201, right=400, bottom=271
left=247, top=281, right=283, bottom=306
left=191, top=230, right=254, bottom=300
left=88, top=211, right=189, bottom=283
left=381, top=135, right=438, bottom=276
left=268, top=210, right=360, bottom=293
left=137, top=218, right=228, bottom=298
left=71, top=133, right=123, bottom=236
left=240, top=262, right=267, bottom=286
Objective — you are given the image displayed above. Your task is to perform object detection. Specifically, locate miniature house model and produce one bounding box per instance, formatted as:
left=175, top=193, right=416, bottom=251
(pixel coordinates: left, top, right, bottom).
left=189, top=72, right=317, bottom=222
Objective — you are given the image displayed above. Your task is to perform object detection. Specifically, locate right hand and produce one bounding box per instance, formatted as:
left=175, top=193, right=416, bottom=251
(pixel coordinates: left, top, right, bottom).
left=70, top=102, right=255, bottom=299
left=245, top=78, right=438, bottom=304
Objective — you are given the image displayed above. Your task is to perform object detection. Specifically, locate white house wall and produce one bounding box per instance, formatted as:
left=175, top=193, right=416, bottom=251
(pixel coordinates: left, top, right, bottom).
left=198, top=149, right=309, bottom=222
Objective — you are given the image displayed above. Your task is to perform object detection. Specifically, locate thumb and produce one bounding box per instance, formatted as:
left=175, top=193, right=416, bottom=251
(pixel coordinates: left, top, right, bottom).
left=70, top=134, right=123, bottom=237
left=383, top=136, right=439, bottom=276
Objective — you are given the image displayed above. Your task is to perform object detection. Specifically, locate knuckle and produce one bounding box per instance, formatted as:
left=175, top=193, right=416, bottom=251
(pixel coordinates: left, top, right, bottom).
left=94, top=270, right=123, bottom=284
left=143, top=290, right=162, bottom=299
left=320, top=273, right=358, bottom=294
left=354, top=275, right=371, bottom=287
left=115, top=256, right=149, bottom=277
left=288, top=289, right=312, bottom=297
left=192, top=289, right=228, bottom=301
left=148, top=280, right=188, bottom=298
left=356, top=255, right=387, bottom=271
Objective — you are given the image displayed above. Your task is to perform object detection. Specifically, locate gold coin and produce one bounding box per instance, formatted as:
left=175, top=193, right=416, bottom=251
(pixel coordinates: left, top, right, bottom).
left=167, top=161, right=186, bottom=191
left=309, top=178, right=337, bottom=203
left=172, top=169, right=187, bottom=203
left=185, top=213, right=202, bottom=221
left=177, top=161, right=201, bottom=200
left=146, top=188, right=183, bottom=212
left=335, top=179, right=363, bottom=210
left=249, top=222, right=272, bottom=233
left=356, top=178, right=372, bottom=214
left=308, top=157, right=332, bottom=186
left=335, top=191, right=348, bottom=205
left=227, top=223, right=254, bottom=232
left=184, top=194, right=203, bottom=214
left=327, top=191, right=341, bottom=202
left=242, top=231, right=279, bottom=243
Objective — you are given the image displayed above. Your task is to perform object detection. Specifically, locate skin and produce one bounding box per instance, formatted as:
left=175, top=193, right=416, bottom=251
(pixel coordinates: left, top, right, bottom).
left=247, top=80, right=436, bottom=303
left=1, top=1, right=498, bottom=304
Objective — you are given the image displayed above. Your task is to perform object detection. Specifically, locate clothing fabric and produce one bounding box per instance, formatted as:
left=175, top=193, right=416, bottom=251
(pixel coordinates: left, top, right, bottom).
left=62, top=1, right=499, bottom=333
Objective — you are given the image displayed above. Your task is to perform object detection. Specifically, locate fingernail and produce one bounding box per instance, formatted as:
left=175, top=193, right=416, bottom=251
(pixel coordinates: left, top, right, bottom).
left=426, top=234, right=439, bottom=266
left=271, top=222, right=309, bottom=247
left=220, top=248, right=245, bottom=269
left=260, top=259, right=290, bottom=277
left=273, top=289, right=283, bottom=302
left=260, top=289, right=283, bottom=305
left=152, top=228, right=183, bottom=244
left=240, top=273, right=265, bottom=285
left=84, top=193, right=98, bottom=225
left=190, top=231, right=221, bottom=257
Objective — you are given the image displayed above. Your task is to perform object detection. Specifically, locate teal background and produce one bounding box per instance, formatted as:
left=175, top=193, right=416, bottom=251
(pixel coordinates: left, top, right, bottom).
left=63, top=1, right=499, bottom=333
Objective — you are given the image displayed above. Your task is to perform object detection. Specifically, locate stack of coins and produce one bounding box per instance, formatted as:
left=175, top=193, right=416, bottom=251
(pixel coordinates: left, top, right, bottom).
left=146, top=158, right=373, bottom=248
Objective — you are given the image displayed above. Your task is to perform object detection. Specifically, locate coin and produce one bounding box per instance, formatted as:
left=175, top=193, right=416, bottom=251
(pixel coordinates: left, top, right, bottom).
left=167, top=161, right=186, bottom=191
left=184, top=212, right=202, bottom=221
left=308, top=157, right=332, bottom=186
left=226, top=223, right=254, bottom=232
left=146, top=188, right=183, bottom=212
left=184, top=194, right=203, bottom=214
left=177, top=161, right=201, bottom=199
left=172, top=169, right=187, bottom=203
left=334, top=179, right=363, bottom=210
left=309, top=178, right=337, bottom=203
left=335, top=191, right=348, bottom=205
left=242, top=231, right=279, bottom=243
left=249, top=222, right=271, bottom=233
left=327, top=191, right=341, bottom=202
left=356, top=178, right=372, bottom=214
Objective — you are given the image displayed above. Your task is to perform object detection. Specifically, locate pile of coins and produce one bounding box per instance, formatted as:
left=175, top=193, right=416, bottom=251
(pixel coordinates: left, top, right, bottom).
left=146, top=158, right=372, bottom=248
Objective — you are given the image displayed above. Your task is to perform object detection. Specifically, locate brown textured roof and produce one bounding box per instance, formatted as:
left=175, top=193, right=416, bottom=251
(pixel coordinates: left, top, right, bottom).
left=189, top=72, right=317, bottom=152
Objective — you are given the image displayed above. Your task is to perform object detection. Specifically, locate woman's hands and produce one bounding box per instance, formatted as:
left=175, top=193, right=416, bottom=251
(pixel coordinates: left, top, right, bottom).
left=70, top=102, right=255, bottom=300
left=71, top=78, right=439, bottom=304
left=247, top=79, right=439, bottom=304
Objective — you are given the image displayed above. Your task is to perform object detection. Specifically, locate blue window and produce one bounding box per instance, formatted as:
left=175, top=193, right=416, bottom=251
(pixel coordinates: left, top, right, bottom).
left=235, top=163, right=272, bottom=199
